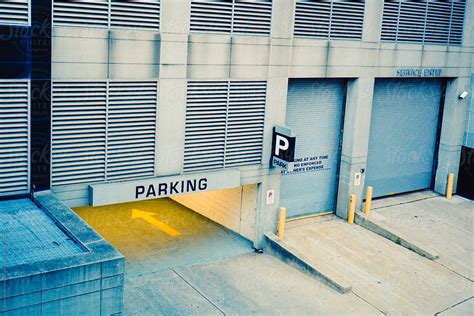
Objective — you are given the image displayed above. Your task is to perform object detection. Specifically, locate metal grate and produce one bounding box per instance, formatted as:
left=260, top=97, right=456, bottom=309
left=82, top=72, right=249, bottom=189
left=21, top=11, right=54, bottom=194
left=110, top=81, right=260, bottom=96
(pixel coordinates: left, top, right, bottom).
left=53, top=0, right=109, bottom=28
left=51, top=81, right=158, bottom=187
left=51, top=82, right=107, bottom=186
left=294, top=0, right=365, bottom=40
left=381, top=0, right=466, bottom=45
left=190, top=0, right=272, bottom=36
left=232, top=1, right=272, bottom=35
left=184, top=81, right=266, bottom=173
left=107, top=82, right=157, bottom=180
left=0, top=0, right=30, bottom=26
left=110, top=0, right=160, bottom=30
left=0, top=81, right=29, bottom=197
left=53, top=0, right=161, bottom=30
left=226, top=81, right=266, bottom=167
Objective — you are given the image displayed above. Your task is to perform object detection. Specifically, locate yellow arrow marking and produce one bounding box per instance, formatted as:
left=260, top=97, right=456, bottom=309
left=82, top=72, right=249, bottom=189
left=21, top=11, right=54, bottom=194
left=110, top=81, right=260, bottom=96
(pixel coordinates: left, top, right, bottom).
left=131, top=209, right=181, bottom=237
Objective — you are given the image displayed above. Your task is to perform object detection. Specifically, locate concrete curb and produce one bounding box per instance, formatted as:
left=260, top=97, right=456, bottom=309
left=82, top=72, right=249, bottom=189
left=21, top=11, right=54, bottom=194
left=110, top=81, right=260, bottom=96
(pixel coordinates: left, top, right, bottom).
left=355, top=211, right=439, bottom=260
left=263, top=232, right=352, bottom=294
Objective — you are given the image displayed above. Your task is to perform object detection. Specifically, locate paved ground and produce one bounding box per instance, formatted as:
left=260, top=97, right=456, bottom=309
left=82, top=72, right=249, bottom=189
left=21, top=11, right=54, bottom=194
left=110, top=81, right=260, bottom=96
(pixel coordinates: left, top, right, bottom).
left=283, top=198, right=474, bottom=315
left=124, top=253, right=380, bottom=315
left=369, top=192, right=474, bottom=281
left=75, top=198, right=381, bottom=315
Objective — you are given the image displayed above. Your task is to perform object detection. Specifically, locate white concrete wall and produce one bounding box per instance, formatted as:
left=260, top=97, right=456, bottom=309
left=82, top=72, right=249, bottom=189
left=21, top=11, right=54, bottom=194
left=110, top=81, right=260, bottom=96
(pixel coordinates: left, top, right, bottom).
left=171, top=185, right=258, bottom=241
left=50, top=0, right=474, bottom=245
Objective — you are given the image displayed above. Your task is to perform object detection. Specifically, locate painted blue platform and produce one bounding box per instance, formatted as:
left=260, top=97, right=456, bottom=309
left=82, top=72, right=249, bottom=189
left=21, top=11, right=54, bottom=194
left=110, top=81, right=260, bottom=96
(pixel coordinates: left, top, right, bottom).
left=0, top=199, right=85, bottom=268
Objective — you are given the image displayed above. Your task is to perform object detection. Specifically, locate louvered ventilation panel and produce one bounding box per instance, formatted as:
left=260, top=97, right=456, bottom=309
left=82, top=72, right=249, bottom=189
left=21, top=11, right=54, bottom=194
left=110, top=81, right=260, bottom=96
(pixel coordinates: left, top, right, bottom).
left=184, top=82, right=228, bottom=172
left=225, top=81, right=266, bottom=167
left=396, top=1, right=426, bottom=43
left=0, top=0, right=30, bottom=25
left=449, top=1, right=466, bottom=45
left=51, top=82, right=107, bottom=187
left=330, top=1, right=364, bottom=40
left=190, top=0, right=233, bottom=34
left=110, top=1, right=160, bottom=30
left=381, top=0, right=466, bottom=45
left=53, top=0, right=109, bottom=28
left=294, top=1, right=364, bottom=40
left=0, top=82, right=29, bottom=196
left=107, top=82, right=157, bottom=180
left=232, top=1, right=272, bottom=36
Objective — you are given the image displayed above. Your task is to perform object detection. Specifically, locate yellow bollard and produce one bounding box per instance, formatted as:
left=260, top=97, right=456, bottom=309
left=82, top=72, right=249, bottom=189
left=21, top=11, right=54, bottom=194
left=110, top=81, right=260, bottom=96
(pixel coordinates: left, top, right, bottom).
left=278, top=207, right=286, bottom=240
left=348, top=194, right=356, bottom=224
left=446, top=173, right=454, bottom=200
left=364, top=186, right=373, bottom=216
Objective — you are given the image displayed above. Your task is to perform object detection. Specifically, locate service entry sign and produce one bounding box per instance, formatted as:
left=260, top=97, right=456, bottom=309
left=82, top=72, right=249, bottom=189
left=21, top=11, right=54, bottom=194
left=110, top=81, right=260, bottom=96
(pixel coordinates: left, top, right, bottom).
left=271, top=126, right=296, bottom=172
left=90, top=169, right=241, bottom=206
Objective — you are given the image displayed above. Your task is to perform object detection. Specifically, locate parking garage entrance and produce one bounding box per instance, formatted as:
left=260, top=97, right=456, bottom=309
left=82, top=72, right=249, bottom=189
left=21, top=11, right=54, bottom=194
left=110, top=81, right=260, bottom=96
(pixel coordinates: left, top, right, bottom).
left=74, top=181, right=257, bottom=276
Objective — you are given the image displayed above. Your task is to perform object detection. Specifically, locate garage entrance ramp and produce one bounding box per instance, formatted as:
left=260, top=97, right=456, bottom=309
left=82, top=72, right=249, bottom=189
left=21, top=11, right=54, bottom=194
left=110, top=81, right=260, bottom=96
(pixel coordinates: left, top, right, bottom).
left=74, top=197, right=253, bottom=277
left=264, top=215, right=473, bottom=314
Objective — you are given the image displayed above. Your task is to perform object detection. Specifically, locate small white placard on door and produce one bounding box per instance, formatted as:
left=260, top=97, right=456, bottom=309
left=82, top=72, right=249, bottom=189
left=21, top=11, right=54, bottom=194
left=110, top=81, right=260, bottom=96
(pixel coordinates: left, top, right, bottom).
left=266, top=189, right=275, bottom=205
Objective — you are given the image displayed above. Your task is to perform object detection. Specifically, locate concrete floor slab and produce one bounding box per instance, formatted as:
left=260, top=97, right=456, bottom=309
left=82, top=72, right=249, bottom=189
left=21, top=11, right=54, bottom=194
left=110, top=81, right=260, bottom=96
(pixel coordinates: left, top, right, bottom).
left=368, top=195, right=474, bottom=280
left=438, top=297, right=474, bottom=315
left=174, top=253, right=381, bottom=315
left=124, top=270, right=222, bottom=315
left=284, top=216, right=474, bottom=314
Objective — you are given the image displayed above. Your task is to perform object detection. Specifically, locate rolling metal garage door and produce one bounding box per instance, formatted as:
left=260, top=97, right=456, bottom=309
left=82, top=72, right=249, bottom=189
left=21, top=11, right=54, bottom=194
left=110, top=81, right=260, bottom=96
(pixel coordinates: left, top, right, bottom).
left=280, top=79, right=345, bottom=218
left=365, top=79, right=443, bottom=198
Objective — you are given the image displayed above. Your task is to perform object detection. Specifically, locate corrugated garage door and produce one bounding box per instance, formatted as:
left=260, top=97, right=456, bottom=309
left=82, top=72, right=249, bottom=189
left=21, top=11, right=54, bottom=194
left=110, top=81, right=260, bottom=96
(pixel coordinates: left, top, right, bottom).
left=280, top=79, right=345, bottom=218
left=365, top=79, right=443, bottom=198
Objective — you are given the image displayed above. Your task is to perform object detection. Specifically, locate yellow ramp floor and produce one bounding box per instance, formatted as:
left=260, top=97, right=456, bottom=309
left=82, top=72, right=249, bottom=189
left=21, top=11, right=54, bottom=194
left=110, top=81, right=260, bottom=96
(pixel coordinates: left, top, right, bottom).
left=74, top=198, right=252, bottom=277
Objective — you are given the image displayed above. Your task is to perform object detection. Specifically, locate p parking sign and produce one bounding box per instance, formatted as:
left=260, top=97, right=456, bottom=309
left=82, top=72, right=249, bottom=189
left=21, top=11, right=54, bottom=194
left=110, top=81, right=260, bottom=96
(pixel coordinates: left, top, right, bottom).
left=271, top=126, right=296, bottom=172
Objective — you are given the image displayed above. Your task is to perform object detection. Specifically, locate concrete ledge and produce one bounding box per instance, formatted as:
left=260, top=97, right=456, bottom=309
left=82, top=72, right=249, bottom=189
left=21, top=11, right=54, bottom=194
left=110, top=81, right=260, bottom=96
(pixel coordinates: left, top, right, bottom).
left=263, top=232, right=352, bottom=294
left=355, top=211, right=439, bottom=260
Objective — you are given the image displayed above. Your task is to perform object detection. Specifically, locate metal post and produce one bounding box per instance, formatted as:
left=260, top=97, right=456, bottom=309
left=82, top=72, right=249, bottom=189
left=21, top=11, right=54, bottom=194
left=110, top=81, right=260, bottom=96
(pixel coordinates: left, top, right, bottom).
left=348, top=194, right=356, bottom=224
left=446, top=173, right=454, bottom=200
left=278, top=207, right=286, bottom=240
left=364, top=186, right=373, bottom=216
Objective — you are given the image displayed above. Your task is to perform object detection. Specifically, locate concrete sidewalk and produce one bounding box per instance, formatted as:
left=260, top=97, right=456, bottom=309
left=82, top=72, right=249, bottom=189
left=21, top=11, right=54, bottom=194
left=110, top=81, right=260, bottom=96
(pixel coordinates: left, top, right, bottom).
left=124, top=253, right=381, bottom=315
left=367, top=192, right=474, bottom=281
left=282, top=214, right=473, bottom=314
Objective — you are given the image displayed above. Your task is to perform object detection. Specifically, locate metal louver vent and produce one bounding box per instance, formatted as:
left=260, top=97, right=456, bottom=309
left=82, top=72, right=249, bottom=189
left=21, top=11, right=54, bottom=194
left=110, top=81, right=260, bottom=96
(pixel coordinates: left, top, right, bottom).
left=225, top=81, right=266, bottom=167
left=52, top=81, right=158, bottom=187
left=184, top=81, right=266, bottom=173
left=53, top=0, right=109, bottom=28
left=110, top=1, right=160, bottom=30
left=0, top=81, right=29, bottom=196
left=190, top=0, right=233, bottom=34
left=0, top=0, right=30, bottom=26
left=107, top=82, right=157, bottom=180
left=294, top=0, right=365, bottom=40
left=190, top=0, right=272, bottom=36
left=51, top=82, right=107, bottom=186
left=184, top=82, right=228, bottom=172
left=232, top=1, right=272, bottom=35
left=381, top=0, right=466, bottom=45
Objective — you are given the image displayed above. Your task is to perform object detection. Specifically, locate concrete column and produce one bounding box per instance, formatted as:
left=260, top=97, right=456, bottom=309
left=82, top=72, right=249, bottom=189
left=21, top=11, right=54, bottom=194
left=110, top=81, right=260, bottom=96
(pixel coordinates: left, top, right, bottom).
left=336, top=77, right=375, bottom=219
left=434, top=77, right=471, bottom=194
left=254, top=173, right=282, bottom=248
left=156, top=0, right=190, bottom=176
left=362, top=0, right=384, bottom=43
left=268, top=0, right=294, bottom=79
left=159, top=0, right=190, bottom=79
left=155, top=79, right=187, bottom=176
